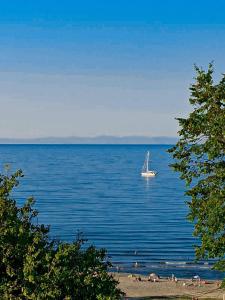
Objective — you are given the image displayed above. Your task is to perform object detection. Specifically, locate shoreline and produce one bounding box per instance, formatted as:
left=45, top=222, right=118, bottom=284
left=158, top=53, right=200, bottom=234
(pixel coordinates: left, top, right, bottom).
left=109, top=263, right=224, bottom=281
left=111, top=272, right=224, bottom=299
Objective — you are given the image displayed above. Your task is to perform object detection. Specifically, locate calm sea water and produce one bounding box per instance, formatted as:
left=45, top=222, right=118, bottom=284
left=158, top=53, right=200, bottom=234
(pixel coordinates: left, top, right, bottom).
left=0, top=145, right=223, bottom=279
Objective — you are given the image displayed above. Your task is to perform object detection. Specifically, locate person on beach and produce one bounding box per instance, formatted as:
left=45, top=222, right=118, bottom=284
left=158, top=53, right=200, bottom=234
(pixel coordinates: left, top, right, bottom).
left=135, top=276, right=142, bottom=282
left=148, top=273, right=160, bottom=282
left=192, top=275, right=201, bottom=284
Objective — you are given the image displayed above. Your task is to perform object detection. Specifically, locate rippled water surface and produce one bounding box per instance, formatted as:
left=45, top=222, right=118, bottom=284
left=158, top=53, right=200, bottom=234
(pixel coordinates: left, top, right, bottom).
left=0, top=145, right=223, bottom=279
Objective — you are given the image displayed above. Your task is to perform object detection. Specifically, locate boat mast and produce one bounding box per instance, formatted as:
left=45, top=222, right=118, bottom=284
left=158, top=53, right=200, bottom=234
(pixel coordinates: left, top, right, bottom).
left=146, top=151, right=149, bottom=172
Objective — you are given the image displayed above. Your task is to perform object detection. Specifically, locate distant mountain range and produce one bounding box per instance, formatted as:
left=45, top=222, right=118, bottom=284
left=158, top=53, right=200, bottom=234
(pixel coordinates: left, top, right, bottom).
left=0, top=136, right=178, bottom=144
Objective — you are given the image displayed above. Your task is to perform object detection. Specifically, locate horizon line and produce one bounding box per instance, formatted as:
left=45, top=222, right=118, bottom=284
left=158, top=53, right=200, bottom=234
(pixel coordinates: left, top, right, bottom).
left=0, top=135, right=178, bottom=145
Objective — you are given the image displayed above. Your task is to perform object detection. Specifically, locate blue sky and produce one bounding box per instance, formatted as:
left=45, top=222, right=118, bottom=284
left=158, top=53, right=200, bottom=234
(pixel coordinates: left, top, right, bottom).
left=1, top=0, right=225, bottom=138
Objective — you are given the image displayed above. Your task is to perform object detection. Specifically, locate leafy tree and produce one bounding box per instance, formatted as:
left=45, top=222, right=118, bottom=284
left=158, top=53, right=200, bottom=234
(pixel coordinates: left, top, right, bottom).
left=169, top=64, right=225, bottom=282
left=0, top=169, right=124, bottom=299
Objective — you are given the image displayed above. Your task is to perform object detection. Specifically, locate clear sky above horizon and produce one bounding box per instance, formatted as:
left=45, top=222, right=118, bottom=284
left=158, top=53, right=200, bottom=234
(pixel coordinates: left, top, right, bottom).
left=1, top=0, right=225, bottom=138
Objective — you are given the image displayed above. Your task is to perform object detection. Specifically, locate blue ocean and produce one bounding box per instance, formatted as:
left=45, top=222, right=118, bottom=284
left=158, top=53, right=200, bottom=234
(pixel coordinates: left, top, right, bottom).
left=0, top=144, right=223, bottom=279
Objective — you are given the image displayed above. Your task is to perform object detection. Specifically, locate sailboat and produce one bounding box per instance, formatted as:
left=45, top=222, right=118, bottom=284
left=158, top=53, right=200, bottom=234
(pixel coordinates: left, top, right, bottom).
left=141, top=151, right=157, bottom=177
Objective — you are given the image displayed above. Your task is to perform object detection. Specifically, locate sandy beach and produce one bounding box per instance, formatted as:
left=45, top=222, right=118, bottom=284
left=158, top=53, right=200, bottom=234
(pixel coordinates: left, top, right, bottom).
left=112, top=273, right=224, bottom=299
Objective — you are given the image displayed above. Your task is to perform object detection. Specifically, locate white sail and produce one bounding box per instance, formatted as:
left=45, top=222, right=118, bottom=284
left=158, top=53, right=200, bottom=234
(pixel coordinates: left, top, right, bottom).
left=142, top=151, right=149, bottom=172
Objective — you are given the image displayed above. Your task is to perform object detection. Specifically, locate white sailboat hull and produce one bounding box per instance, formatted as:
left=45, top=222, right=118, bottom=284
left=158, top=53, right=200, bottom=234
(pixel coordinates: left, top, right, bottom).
left=141, top=171, right=156, bottom=177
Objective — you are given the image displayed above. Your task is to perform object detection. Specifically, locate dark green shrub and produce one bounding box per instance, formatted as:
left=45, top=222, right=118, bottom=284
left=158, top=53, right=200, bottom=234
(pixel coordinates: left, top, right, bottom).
left=0, top=170, right=123, bottom=299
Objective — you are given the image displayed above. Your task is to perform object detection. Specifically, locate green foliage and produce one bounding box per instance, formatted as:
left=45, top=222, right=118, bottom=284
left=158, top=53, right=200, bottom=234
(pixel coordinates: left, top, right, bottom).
left=0, top=170, right=123, bottom=299
left=168, top=64, right=225, bottom=281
